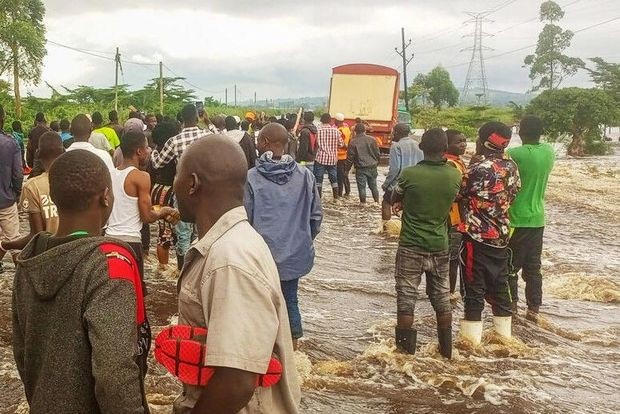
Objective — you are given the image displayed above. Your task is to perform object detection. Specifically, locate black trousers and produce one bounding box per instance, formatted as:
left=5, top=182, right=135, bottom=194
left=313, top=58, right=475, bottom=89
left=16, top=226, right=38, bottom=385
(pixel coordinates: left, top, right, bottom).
left=336, top=159, right=351, bottom=196
left=461, top=236, right=513, bottom=321
left=508, top=227, right=544, bottom=308
left=127, top=242, right=146, bottom=295
left=140, top=223, right=151, bottom=252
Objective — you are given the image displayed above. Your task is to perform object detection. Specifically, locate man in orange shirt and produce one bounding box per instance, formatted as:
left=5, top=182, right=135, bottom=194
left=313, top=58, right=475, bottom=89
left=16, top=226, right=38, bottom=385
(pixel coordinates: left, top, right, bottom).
left=335, top=113, right=352, bottom=197
left=444, top=130, right=467, bottom=298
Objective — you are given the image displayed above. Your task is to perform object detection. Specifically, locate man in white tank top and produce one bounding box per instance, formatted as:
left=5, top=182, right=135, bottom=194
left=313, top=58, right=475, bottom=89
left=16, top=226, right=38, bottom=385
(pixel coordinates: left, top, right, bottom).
left=106, top=130, right=177, bottom=289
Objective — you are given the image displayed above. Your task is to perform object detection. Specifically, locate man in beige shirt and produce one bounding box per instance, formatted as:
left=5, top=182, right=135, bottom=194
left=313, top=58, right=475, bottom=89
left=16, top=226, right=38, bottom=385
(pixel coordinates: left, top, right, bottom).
left=172, top=135, right=300, bottom=414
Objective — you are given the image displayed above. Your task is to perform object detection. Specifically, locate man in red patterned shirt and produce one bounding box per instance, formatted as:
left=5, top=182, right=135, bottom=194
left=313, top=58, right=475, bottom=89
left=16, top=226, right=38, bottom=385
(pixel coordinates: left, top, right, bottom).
left=313, top=113, right=344, bottom=199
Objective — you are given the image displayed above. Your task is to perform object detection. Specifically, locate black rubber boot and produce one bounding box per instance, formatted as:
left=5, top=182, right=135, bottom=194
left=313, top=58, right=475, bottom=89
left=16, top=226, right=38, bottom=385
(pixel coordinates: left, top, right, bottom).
left=177, top=255, right=185, bottom=271
left=437, top=312, right=452, bottom=359
left=332, top=187, right=340, bottom=200
left=395, top=327, right=417, bottom=354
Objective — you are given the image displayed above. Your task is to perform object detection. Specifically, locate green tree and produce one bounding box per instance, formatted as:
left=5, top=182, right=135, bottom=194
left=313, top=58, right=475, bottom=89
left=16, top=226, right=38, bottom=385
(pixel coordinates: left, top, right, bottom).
left=0, top=0, right=47, bottom=118
left=587, top=57, right=620, bottom=103
left=423, top=66, right=459, bottom=109
left=526, top=87, right=618, bottom=156
left=524, top=1, right=584, bottom=91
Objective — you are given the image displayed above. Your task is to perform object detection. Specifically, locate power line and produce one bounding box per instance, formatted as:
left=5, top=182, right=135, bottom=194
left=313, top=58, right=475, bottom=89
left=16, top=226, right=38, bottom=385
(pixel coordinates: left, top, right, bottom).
left=461, top=12, right=493, bottom=105
left=161, top=63, right=222, bottom=96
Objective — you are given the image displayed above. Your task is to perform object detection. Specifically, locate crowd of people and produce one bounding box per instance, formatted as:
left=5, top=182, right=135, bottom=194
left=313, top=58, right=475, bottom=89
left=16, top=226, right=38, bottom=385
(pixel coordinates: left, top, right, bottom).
left=0, top=100, right=554, bottom=413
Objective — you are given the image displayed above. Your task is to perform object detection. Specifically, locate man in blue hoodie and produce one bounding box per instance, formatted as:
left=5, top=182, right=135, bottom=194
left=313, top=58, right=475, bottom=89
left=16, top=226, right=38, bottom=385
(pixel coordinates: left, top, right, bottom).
left=245, top=123, right=323, bottom=350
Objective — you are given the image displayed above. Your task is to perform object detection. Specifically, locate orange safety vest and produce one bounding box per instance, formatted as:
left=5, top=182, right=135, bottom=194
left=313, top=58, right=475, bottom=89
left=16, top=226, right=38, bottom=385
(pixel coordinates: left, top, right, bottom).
left=337, top=125, right=352, bottom=161
left=445, top=153, right=467, bottom=226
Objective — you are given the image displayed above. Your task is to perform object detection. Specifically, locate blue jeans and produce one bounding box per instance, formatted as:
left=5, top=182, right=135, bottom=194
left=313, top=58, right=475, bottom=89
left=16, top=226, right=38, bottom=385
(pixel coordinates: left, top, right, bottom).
left=280, top=278, right=303, bottom=339
left=175, top=220, right=195, bottom=257
left=355, top=166, right=379, bottom=203
left=313, top=162, right=338, bottom=195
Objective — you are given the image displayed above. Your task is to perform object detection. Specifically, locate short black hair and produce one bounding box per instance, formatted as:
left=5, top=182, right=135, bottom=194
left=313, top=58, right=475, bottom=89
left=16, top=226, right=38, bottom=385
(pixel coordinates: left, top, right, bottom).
left=35, top=112, right=45, bottom=123
left=225, top=116, right=238, bottom=131
left=49, top=150, right=110, bottom=212
left=50, top=121, right=60, bottom=132
left=12, top=120, right=22, bottom=132
left=446, top=129, right=462, bottom=142
left=419, top=128, right=448, bottom=154
left=109, top=110, right=119, bottom=122
left=129, top=111, right=141, bottom=120
left=38, top=131, right=64, bottom=160
left=519, top=115, right=543, bottom=142
left=120, top=131, right=147, bottom=158
left=320, top=113, right=331, bottom=124
left=156, top=114, right=163, bottom=123
left=59, top=118, right=70, bottom=131
left=303, top=111, right=314, bottom=123
left=181, top=104, right=197, bottom=124
left=354, top=123, right=366, bottom=134
left=152, top=121, right=178, bottom=148
left=393, top=123, right=410, bottom=138
left=240, top=120, right=250, bottom=131
left=91, top=111, right=103, bottom=125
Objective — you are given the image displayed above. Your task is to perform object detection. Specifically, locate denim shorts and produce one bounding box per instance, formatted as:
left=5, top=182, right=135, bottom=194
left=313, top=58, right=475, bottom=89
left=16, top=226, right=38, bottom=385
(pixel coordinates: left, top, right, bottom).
left=395, top=246, right=451, bottom=315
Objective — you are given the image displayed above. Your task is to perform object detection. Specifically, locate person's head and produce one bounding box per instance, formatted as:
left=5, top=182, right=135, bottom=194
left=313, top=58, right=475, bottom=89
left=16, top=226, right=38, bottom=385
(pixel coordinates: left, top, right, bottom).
left=70, top=114, right=93, bottom=142
left=128, top=110, right=141, bottom=120
left=446, top=129, right=467, bottom=156
left=156, top=114, right=164, bottom=124
left=91, top=111, right=104, bottom=127
left=108, top=110, right=119, bottom=123
left=181, top=103, right=198, bottom=127
left=335, top=113, right=345, bottom=127
left=124, top=118, right=145, bottom=135
left=244, top=111, right=256, bottom=123
left=267, top=116, right=278, bottom=123
left=224, top=116, right=239, bottom=131
left=50, top=121, right=60, bottom=132
left=59, top=118, right=70, bottom=132
left=354, top=122, right=366, bottom=135
left=519, top=115, right=543, bottom=144
left=145, top=114, right=157, bottom=131
left=35, top=112, right=46, bottom=125
left=320, top=113, right=332, bottom=124
left=120, top=131, right=149, bottom=167
left=11, top=120, right=22, bottom=133
left=419, top=128, right=448, bottom=159
left=477, top=122, right=512, bottom=155
left=392, top=123, right=411, bottom=141
left=49, top=150, right=113, bottom=229
left=213, top=115, right=226, bottom=130
left=257, top=122, right=289, bottom=157
left=37, top=131, right=64, bottom=169
left=303, top=111, right=314, bottom=124
left=152, top=121, right=178, bottom=150
left=173, top=135, right=248, bottom=225
left=240, top=120, right=250, bottom=131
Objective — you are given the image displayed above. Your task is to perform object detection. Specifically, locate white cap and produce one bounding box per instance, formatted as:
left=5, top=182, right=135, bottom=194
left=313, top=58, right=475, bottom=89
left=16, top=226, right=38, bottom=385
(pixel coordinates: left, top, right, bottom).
left=233, top=115, right=241, bottom=124
left=335, top=113, right=345, bottom=121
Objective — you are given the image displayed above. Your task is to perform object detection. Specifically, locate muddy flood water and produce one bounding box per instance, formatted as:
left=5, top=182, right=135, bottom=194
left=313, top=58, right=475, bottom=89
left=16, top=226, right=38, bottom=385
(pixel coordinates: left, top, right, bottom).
left=1, top=148, right=619, bottom=413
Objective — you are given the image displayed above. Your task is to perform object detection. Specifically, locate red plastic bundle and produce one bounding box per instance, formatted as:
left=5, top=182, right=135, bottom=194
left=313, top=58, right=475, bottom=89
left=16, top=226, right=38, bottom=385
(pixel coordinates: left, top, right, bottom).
left=154, top=325, right=282, bottom=387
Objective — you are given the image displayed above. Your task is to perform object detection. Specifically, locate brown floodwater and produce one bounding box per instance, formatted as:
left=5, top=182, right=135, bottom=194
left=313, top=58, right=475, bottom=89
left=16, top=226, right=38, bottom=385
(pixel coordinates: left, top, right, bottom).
left=1, top=150, right=619, bottom=414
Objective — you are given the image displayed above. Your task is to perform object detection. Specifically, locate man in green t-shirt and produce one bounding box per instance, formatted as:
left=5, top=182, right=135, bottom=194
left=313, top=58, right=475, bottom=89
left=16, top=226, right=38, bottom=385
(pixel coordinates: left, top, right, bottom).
left=391, top=128, right=462, bottom=358
left=507, top=116, right=555, bottom=321
left=92, top=111, right=121, bottom=149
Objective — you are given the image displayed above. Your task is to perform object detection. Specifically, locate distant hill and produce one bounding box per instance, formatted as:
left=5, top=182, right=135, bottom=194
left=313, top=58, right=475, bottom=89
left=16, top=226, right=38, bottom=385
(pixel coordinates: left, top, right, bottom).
left=460, top=88, right=534, bottom=106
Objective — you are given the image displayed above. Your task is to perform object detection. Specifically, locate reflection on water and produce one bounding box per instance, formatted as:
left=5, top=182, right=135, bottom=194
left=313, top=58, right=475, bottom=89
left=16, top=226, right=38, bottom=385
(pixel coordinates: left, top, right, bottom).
left=1, top=154, right=619, bottom=413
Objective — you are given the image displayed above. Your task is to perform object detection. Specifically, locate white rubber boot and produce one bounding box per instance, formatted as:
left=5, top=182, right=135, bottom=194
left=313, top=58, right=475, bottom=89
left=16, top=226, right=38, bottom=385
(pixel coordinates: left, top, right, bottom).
left=460, top=320, right=483, bottom=346
left=493, top=316, right=512, bottom=338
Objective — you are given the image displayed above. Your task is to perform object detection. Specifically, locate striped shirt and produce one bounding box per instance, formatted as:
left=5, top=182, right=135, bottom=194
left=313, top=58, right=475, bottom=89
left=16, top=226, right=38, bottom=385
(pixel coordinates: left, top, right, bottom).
left=315, top=124, right=343, bottom=166
left=150, top=127, right=211, bottom=169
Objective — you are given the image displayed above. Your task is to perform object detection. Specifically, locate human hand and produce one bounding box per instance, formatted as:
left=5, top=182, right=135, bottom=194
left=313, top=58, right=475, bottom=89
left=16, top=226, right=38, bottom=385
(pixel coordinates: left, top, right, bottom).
left=392, top=202, right=402, bottom=215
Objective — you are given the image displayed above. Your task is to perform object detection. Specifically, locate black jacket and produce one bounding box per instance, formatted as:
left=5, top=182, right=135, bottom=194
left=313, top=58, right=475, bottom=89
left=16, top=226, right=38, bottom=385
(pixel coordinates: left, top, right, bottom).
left=296, top=123, right=318, bottom=163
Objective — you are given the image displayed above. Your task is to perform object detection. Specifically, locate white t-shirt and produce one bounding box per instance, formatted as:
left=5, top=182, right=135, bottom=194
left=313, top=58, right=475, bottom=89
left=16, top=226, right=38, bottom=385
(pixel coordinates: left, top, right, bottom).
left=66, top=141, right=115, bottom=174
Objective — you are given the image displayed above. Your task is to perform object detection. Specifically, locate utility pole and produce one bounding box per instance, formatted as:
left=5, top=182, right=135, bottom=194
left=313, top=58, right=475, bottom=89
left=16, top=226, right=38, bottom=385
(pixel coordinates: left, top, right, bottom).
left=225, top=88, right=228, bottom=105
left=254, top=91, right=257, bottom=105
left=461, top=12, right=493, bottom=105
left=395, top=27, right=414, bottom=112
left=114, top=47, right=121, bottom=112
left=234, top=84, right=237, bottom=106
left=159, top=61, right=164, bottom=115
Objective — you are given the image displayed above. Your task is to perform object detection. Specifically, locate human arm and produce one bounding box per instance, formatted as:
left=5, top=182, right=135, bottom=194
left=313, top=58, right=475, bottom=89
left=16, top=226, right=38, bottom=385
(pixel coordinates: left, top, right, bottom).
left=391, top=169, right=410, bottom=214
left=193, top=266, right=280, bottom=413
left=372, top=140, right=380, bottom=161
left=12, top=141, right=23, bottom=197
left=85, top=263, right=146, bottom=413
left=150, top=137, right=177, bottom=169
left=134, top=171, right=176, bottom=224
left=296, top=130, right=309, bottom=162
left=383, top=144, right=401, bottom=191
left=1, top=213, right=43, bottom=251
left=243, top=183, right=255, bottom=225
left=347, top=142, right=358, bottom=166
left=309, top=174, right=323, bottom=239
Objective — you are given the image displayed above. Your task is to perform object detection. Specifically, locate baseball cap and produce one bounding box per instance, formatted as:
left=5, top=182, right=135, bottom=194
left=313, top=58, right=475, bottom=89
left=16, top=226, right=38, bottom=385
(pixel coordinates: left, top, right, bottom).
left=124, top=118, right=145, bottom=135
left=335, top=113, right=345, bottom=122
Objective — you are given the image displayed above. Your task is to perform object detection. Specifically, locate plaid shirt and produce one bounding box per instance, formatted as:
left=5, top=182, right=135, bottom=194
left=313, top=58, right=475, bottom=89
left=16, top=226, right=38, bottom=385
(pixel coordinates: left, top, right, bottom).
left=151, top=127, right=211, bottom=169
left=315, top=124, right=344, bottom=166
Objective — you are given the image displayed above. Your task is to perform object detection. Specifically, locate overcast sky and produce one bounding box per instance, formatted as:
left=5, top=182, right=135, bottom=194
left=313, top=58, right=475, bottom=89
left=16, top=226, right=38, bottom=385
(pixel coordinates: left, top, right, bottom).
left=19, top=0, right=620, bottom=101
